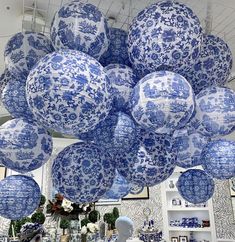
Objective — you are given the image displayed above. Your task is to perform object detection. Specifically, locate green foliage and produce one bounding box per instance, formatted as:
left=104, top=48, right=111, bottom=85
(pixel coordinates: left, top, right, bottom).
left=88, top=210, right=100, bottom=223
left=31, top=211, right=46, bottom=224
left=103, top=207, right=119, bottom=230
left=40, top=195, right=46, bottom=206
left=60, top=219, right=70, bottom=235
left=8, top=217, right=32, bottom=237
left=113, top=207, right=119, bottom=219
left=81, top=218, right=91, bottom=227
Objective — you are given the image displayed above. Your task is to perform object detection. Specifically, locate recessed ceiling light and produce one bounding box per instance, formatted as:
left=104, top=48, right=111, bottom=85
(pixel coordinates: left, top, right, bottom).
left=6, top=6, right=10, bottom=10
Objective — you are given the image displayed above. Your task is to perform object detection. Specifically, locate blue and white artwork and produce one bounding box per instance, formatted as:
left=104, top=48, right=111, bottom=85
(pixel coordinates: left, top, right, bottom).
left=172, top=129, right=209, bottom=168
left=189, top=86, right=235, bottom=138
left=52, top=142, right=115, bottom=203
left=78, top=112, right=136, bottom=155
left=130, top=71, right=195, bottom=134
left=2, top=77, right=34, bottom=121
left=128, top=1, right=203, bottom=77
left=177, top=169, right=215, bottom=204
left=4, top=31, right=54, bottom=79
left=104, top=64, right=138, bottom=112
left=26, top=50, right=112, bottom=136
left=116, top=129, right=176, bottom=187
left=0, top=69, right=13, bottom=99
left=0, top=118, right=53, bottom=173
left=102, top=171, right=130, bottom=199
left=100, top=28, right=131, bottom=66
left=129, top=184, right=144, bottom=195
left=180, top=34, right=233, bottom=94
left=201, top=139, right=235, bottom=180
left=0, top=175, right=41, bottom=220
left=50, top=1, right=109, bottom=60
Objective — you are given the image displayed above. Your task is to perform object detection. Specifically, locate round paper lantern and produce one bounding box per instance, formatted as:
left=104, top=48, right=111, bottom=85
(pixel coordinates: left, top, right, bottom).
left=128, top=1, right=203, bottom=76
left=177, top=169, right=215, bottom=204
left=104, top=64, right=138, bottom=112
left=130, top=71, right=195, bottom=134
left=100, top=28, right=131, bottom=66
left=0, top=175, right=41, bottom=220
left=4, top=31, right=54, bottom=79
left=102, top=171, right=130, bottom=199
left=189, top=86, right=235, bottom=137
left=26, top=50, right=112, bottom=136
left=78, top=112, right=137, bottom=155
left=0, top=118, right=53, bottom=173
left=50, top=1, right=109, bottom=60
left=201, top=139, right=235, bottom=179
left=172, top=129, right=209, bottom=168
left=0, top=69, right=13, bottom=98
left=2, top=78, right=34, bottom=121
left=181, top=35, right=233, bottom=94
left=52, top=142, right=115, bottom=203
left=116, top=129, right=176, bottom=186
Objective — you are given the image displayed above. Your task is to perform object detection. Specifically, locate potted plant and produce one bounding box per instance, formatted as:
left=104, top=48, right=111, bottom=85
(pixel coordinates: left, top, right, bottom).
left=31, top=211, right=46, bottom=224
left=60, top=219, right=70, bottom=242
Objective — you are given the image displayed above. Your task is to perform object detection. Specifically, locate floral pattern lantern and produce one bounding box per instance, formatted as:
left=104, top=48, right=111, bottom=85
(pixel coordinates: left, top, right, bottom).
left=50, top=1, right=109, bottom=60
left=189, top=86, right=235, bottom=137
left=4, top=32, right=54, bottom=79
left=0, top=69, right=13, bottom=99
left=116, top=129, right=176, bottom=186
left=130, top=71, right=195, bottom=134
left=26, top=50, right=112, bottom=136
left=78, top=112, right=136, bottom=155
left=181, top=35, right=233, bottom=94
left=0, top=118, right=53, bottom=173
left=0, top=175, right=41, bottom=220
left=128, top=1, right=203, bottom=77
left=172, top=129, right=209, bottom=168
left=104, top=64, right=138, bottom=112
left=52, top=142, right=115, bottom=203
left=177, top=169, right=215, bottom=204
left=103, top=171, right=130, bottom=199
left=201, top=139, right=235, bottom=179
left=100, top=28, right=131, bottom=66
left=2, top=78, right=35, bottom=121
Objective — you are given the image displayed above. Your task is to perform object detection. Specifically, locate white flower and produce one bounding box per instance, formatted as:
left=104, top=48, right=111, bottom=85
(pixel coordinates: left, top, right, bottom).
left=61, top=198, right=73, bottom=212
left=87, top=223, right=95, bottom=233
left=81, top=226, right=87, bottom=235
left=94, top=224, right=99, bottom=231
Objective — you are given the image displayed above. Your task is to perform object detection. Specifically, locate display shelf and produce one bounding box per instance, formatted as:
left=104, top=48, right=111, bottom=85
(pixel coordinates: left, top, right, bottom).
left=169, top=227, right=211, bottom=232
left=167, top=207, right=209, bottom=211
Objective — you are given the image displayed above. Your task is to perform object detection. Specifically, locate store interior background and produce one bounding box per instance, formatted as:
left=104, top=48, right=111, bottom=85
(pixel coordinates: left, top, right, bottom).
left=0, top=0, right=235, bottom=240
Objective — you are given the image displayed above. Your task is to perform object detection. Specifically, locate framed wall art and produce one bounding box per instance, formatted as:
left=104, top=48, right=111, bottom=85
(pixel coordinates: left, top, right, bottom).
left=122, top=186, right=149, bottom=200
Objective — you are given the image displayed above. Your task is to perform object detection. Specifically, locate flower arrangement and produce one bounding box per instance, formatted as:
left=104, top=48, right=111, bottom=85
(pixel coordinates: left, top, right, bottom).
left=46, top=193, right=94, bottom=220
left=81, top=223, right=99, bottom=235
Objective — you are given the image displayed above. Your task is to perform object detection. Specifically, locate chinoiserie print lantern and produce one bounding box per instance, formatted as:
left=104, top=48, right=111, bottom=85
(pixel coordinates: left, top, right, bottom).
left=180, top=34, right=233, bottom=94
left=0, top=175, right=41, bottom=220
left=189, top=86, right=235, bottom=137
left=50, top=1, right=109, bottom=60
left=26, top=50, right=112, bottom=136
left=104, top=64, right=138, bottom=112
left=201, top=139, right=235, bottom=179
left=0, top=118, right=53, bottom=173
left=100, top=28, right=131, bottom=66
left=0, top=69, right=12, bottom=99
left=177, top=169, right=215, bottom=204
left=172, top=129, right=209, bottom=168
left=4, top=32, right=54, bottom=78
left=128, top=0, right=203, bottom=77
left=52, top=142, right=115, bottom=203
left=116, top=129, right=176, bottom=186
left=130, top=71, right=195, bottom=134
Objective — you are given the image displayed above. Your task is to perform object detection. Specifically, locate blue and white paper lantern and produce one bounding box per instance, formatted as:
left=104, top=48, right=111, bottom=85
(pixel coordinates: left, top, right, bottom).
left=130, top=71, right=195, bottom=134
left=189, top=86, right=235, bottom=137
left=201, top=139, right=235, bottom=180
left=102, top=171, right=130, bottom=199
left=0, top=68, right=16, bottom=99
left=177, top=169, right=215, bottom=204
left=0, top=118, right=53, bottom=173
left=116, top=129, right=176, bottom=186
left=4, top=32, right=54, bottom=79
left=100, top=28, right=131, bottom=66
left=2, top=78, right=34, bottom=121
left=128, top=1, right=203, bottom=77
left=104, top=64, right=138, bottom=112
left=172, top=129, right=209, bottom=168
left=52, top=142, right=115, bottom=203
left=79, top=112, right=136, bottom=154
left=50, top=1, right=109, bottom=60
left=181, top=35, right=233, bottom=94
left=0, top=175, right=41, bottom=220
left=26, top=50, right=112, bottom=136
